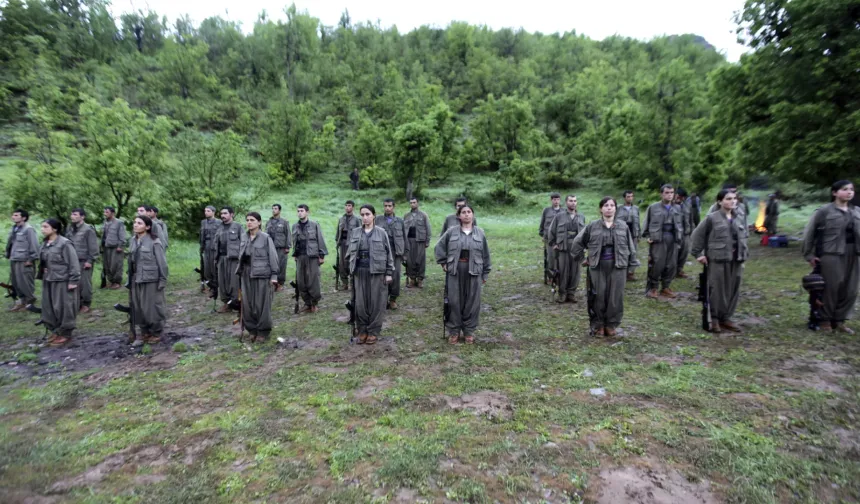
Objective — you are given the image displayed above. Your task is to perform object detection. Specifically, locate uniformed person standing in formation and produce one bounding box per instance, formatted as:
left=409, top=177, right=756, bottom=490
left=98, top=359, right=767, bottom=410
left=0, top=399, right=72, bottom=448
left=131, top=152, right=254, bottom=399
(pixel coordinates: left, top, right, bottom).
left=215, top=207, right=244, bottom=313
left=709, top=184, right=749, bottom=219
left=65, top=208, right=99, bottom=313
left=102, top=206, right=126, bottom=290
left=691, top=189, right=749, bottom=333
left=441, top=197, right=477, bottom=235
left=199, top=206, right=219, bottom=294
left=764, top=193, right=780, bottom=235
left=403, top=197, right=431, bottom=288
left=674, top=189, right=693, bottom=279
left=643, top=184, right=683, bottom=299
left=265, top=204, right=291, bottom=292
left=128, top=215, right=168, bottom=345
left=617, top=190, right=641, bottom=281
left=335, top=200, right=360, bottom=290
left=435, top=205, right=491, bottom=344
left=238, top=212, right=279, bottom=341
left=376, top=199, right=406, bottom=309
left=538, top=193, right=563, bottom=284
left=147, top=206, right=168, bottom=249
left=802, top=180, right=859, bottom=334
left=38, top=219, right=80, bottom=346
left=7, top=209, right=39, bottom=311
left=570, top=197, right=635, bottom=337
left=546, top=194, right=585, bottom=303
left=292, top=204, right=327, bottom=313
left=346, top=204, right=394, bottom=345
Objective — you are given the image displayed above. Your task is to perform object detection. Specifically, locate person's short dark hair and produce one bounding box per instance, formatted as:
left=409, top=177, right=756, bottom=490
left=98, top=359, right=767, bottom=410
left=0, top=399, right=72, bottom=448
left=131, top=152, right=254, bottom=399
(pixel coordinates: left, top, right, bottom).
left=247, top=211, right=262, bottom=222
left=457, top=204, right=474, bottom=217
left=141, top=205, right=152, bottom=212
left=135, top=215, right=153, bottom=232
left=149, top=206, right=159, bottom=215
left=831, top=180, right=854, bottom=201
left=676, top=188, right=688, bottom=198
left=454, top=197, right=467, bottom=207
left=205, top=205, right=216, bottom=212
left=660, top=184, right=674, bottom=193
left=104, top=206, right=116, bottom=213
left=622, top=190, right=634, bottom=198
left=383, top=198, right=395, bottom=205
left=410, top=197, right=419, bottom=203
left=599, top=196, right=617, bottom=209
left=360, top=204, right=376, bottom=216
left=297, top=204, right=309, bottom=212
left=13, top=209, right=29, bottom=221
left=722, top=182, right=738, bottom=190
left=43, top=218, right=62, bottom=233
left=221, top=206, right=235, bottom=215
left=550, top=192, right=561, bottom=199
left=716, top=189, right=736, bottom=202
left=272, top=204, right=282, bottom=211
left=345, top=200, right=355, bottom=206
left=71, top=208, right=86, bottom=217
left=566, top=194, right=576, bottom=201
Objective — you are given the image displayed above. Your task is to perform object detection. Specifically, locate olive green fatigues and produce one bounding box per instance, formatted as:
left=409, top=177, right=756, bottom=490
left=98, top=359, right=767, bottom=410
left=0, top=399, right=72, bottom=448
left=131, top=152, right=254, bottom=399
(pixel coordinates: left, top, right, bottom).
left=376, top=214, right=406, bottom=302
left=129, top=234, right=168, bottom=336
left=65, top=223, right=99, bottom=307
left=539, top=206, right=563, bottom=281
left=335, top=214, right=360, bottom=286
left=153, top=218, right=169, bottom=249
left=266, top=216, right=292, bottom=286
left=676, top=199, right=694, bottom=276
left=617, top=204, right=641, bottom=275
left=238, top=232, right=279, bottom=338
left=346, top=227, right=394, bottom=336
left=571, top=220, right=634, bottom=330
left=764, top=198, right=779, bottom=234
left=404, top=209, right=432, bottom=282
left=802, top=204, right=860, bottom=324
left=546, top=209, right=586, bottom=302
left=435, top=227, right=491, bottom=336
left=7, top=223, right=39, bottom=305
left=691, top=210, right=749, bottom=323
left=200, top=217, right=220, bottom=288
left=102, top=217, right=126, bottom=285
left=291, top=219, right=328, bottom=308
left=40, top=236, right=81, bottom=337
left=642, top=202, right=684, bottom=291
left=215, top=221, right=244, bottom=304
left=440, top=214, right=477, bottom=236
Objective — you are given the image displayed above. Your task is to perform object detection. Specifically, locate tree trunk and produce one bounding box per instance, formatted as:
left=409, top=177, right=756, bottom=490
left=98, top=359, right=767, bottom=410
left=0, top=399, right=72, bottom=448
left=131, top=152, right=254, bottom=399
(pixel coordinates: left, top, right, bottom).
left=406, top=176, right=414, bottom=201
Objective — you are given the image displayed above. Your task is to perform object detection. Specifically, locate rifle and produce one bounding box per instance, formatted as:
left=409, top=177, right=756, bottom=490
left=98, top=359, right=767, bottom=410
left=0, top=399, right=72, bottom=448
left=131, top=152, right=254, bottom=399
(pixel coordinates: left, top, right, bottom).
left=196, top=249, right=205, bottom=284
left=543, top=244, right=549, bottom=284
left=442, top=267, right=450, bottom=340
left=345, top=273, right=357, bottom=344
left=100, top=232, right=107, bottom=289
left=290, top=262, right=300, bottom=314
left=586, top=268, right=597, bottom=335
left=698, top=263, right=712, bottom=331
left=233, top=285, right=245, bottom=341
left=114, top=257, right=137, bottom=343
left=0, top=282, right=17, bottom=299
left=25, top=303, right=44, bottom=326
left=334, top=244, right=340, bottom=291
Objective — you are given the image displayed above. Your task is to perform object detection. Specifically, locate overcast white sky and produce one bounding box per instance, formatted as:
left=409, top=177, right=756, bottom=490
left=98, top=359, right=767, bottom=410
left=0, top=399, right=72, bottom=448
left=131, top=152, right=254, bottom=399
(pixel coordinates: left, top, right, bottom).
left=120, top=0, right=748, bottom=62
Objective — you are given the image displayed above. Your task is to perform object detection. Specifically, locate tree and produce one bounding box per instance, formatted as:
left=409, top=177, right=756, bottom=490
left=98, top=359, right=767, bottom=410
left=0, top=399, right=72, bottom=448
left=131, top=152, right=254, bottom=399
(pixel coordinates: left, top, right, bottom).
left=260, top=98, right=313, bottom=185
left=77, top=97, right=173, bottom=218
left=392, top=119, right=439, bottom=199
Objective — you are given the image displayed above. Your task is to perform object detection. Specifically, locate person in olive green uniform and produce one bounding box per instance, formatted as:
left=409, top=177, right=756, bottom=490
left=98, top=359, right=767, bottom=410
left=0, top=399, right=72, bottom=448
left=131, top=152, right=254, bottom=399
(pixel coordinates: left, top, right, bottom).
left=128, top=215, right=168, bottom=345
left=674, top=189, right=694, bottom=279
left=376, top=199, right=406, bottom=309
left=335, top=200, right=360, bottom=290
left=546, top=194, right=585, bottom=303
left=708, top=184, right=749, bottom=219
left=292, top=204, right=328, bottom=313
left=38, top=219, right=81, bottom=346
left=570, top=197, right=635, bottom=337
left=346, top=204, right=394, bottom=344
left=435, top=205, right=491, bottom=344
left=539, top=193, right=563, bottom=284
left=802, top=180, right=860, bottom=334
left=642, top=185, right=683, bottom=299
left=403, top=197, right=431, bottom=288
left=147, top=206, right=168, bottom=249
left=764, top=193, right=780, bottom=235
left=691, top=190, right=749, bottom=333
left=65, top=208, right=99, bottom=313
left=617, top=190, right=641, bottom=281
left=6, top=209, right=40, bottom=310
left=199, top=206, right=219, bottom=294
left=102, top=207, right=126, bottom=290
left=238, top=212, right=280, bottom=341
left=266, top=204, right=292, bottom=291
left=440, top=197, right=477, bottom=236
left=215, top=207, right=244, bottom=313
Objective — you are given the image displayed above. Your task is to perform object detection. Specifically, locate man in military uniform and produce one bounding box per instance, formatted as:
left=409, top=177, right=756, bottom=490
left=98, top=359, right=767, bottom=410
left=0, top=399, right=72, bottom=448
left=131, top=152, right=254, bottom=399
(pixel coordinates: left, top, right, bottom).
left=266, top=204, right=292, bottom=291
left=403, top=197, right=431, bottom=288
left=137, top=205, right=160, bottom=242
left=102, top=206, right=126, bottom=290
left=546, top=195, right=585, bottom=303
left=440, top=197, right=476, bottom=235
left=335, top=200, right=360, bottom=290
left=377, top=198, right=406, bottom=309
left=292, top=204, right=327, bottom=313
left=199, top=206, right=219, bottom=294
left=66, top=208, right=99, bottom=313
left=539, top=193, right=563, bottom=284
left=214, top=206, right=244, bottom=313
left=146, top=206, right=168, bottom=249
left=764, top=192, right=780, bottom=235
left=350, top=168, right=360, bottom=191
left=674, top=188, right=694, bottom=279
left=617, top=190, right=641, bottom=281
left=642, top=184, right=683, bottom=299
left=6, top=209, right=39, bottom=310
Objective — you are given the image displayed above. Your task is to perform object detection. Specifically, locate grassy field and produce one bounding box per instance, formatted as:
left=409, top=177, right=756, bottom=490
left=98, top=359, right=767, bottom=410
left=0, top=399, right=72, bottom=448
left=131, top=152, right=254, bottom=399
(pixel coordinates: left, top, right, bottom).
left=0, top=172, right=858, bottom=504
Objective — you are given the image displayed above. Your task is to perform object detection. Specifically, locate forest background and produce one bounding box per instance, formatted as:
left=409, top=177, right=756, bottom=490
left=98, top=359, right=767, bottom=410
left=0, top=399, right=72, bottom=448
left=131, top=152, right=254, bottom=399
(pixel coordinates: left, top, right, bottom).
left=0, top=0, right=857, bottom=238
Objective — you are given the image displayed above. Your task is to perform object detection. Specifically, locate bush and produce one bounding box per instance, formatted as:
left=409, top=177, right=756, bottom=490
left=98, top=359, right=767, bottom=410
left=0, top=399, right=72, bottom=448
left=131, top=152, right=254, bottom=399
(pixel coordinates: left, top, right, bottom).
left=359, top=163, right=393, bottom=188
left=173, top=342, right=188, bottom=353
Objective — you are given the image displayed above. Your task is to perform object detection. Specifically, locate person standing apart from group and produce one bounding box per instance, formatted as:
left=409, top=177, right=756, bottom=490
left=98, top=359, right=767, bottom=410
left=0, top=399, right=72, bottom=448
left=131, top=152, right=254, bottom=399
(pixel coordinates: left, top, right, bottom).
left=266, top=204, right=291, bottom=292
left=128, top=215, right=168, bottom=345
left=65, top=209, right=99, bottom=313
left=237, top=212, right=279, bottom=341
left=546, top=194, right=585, bottom=303
left=643, top=185, right=683, bottom=299
left=6, top=209, right=39, bottom=311
left=292, top=204, right=327, bottom=313
left=435, top=205, right=491, bottom=344
left=617, top=191, right=641, bottom=281
left=403, top=197, right=431, bottom=288
left=376, top=199, right=406, bottom=309
left=335, top=200, right=360, bottom=290
left=346, top=204, right=394, bottom=344
left=802, top=180, right=859, bottom=334
left=215, top=207, right=244, bottom=313
left=691, top=190, right=749, bottom=333
left=539, top=193, right=563, bottom=285
left=38, top=219, right=80, bottom=346
left=570, top=197, right=635, bottom=337
left=102, top=206, right=126, bottom=290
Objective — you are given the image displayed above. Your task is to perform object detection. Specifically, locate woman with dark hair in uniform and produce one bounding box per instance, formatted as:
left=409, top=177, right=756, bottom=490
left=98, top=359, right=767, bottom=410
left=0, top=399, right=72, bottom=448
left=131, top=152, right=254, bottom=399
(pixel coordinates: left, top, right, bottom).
left=346, top=204, right=394, bottom=344
left=237, top=212, right=279, bottom=341
left=128, top=215, right=168, bottom=345
left=38, top=219, right=80, bottom=346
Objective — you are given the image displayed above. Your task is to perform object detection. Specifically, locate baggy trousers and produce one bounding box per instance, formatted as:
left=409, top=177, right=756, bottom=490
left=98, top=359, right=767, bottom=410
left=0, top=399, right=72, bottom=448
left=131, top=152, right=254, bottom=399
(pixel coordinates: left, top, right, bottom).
left=104, top=248, right=124, bottom=285
left=446, top=261, right=483, bottom=336
left=296, top=255, right=322, bottom=307
left=677, top=235, right=691, bottom=274
left=647, top=237, right=677, bottom=291
left=590, top=259, right=626, bottom=329
left=820, top=253, right=859, bottom=323
left=708, top=260, right=743, bottom=323
left=355, top=267, right=387, bottom=336
left=132, top=281, right=166, bottom=336
left=203, top=250, right=218, bottom=288
left=388, top=256, right=402, bottom=300
left=11, top=261, right=36, bottom=305
left=241, top=273, right=274, bottom=337
left=78, top=262, right=93, bottom=307
left=275, top=248, right=288, bottom=286
left=42, top=281, right=77, bottom=336
left=556, top=250, right=581, bottom=301
left=406, top=238, right=427, bottom=281
left=337, top=242, right=350, bottom=286
left=218, top=257, right=240, bottom=304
